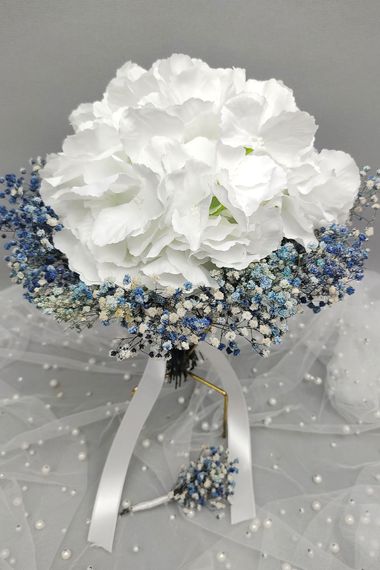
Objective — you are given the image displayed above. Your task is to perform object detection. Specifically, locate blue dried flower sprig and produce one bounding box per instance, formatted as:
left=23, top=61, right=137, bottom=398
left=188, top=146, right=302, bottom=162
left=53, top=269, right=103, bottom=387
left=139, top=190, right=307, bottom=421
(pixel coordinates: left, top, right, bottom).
left=0, top=160, right=378, bottom=361
left=120, top=445, right=238, bottom=516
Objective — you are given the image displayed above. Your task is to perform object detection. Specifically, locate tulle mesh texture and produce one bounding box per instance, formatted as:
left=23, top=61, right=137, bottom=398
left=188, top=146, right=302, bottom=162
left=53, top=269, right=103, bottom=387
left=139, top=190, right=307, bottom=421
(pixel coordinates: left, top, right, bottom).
left=0, top=273, right=379, bottom=569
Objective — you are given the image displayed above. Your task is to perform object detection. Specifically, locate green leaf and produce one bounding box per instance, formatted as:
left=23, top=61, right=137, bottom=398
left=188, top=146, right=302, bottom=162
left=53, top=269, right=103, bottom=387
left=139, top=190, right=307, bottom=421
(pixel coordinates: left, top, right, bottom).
left=244, top=147, right=254, bottom=155
left=209, top=196, right=227, bottom=217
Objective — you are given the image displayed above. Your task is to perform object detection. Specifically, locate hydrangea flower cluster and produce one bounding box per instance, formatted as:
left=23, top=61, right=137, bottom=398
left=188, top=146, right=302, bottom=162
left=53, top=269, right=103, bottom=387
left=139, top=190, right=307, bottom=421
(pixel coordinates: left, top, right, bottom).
left=40, top=55, right=361, bottom=289
left=173, top=445, right=238, bottom=512
left=0, top=160, right=378, bottom=366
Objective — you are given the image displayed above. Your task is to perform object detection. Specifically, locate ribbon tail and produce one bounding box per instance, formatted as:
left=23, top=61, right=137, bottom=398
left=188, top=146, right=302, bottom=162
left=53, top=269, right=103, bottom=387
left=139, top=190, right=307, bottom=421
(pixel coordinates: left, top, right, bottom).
left=88, top=357, right=166, bottom=552
left=200, top=342, right=256, bottom=523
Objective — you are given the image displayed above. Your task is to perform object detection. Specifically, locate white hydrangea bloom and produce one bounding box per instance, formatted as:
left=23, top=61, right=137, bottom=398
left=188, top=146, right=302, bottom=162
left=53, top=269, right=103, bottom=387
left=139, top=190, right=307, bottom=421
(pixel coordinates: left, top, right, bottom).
left=40, top=54, right=360, bottom=288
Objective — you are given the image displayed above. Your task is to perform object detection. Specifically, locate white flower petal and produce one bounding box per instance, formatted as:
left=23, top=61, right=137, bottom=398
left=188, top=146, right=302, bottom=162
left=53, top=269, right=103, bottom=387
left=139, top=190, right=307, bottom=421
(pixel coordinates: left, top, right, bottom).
left=260, top=110, right=317, bottom=166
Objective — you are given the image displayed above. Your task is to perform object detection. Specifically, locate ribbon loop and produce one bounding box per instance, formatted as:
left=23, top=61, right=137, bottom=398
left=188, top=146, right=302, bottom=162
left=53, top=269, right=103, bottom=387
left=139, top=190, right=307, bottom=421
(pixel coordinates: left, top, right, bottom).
left=200, top=343, right=256, bottom=523
left=88, top=357, right=166, bottom=552
left=89, top=347, right=255, bottom=552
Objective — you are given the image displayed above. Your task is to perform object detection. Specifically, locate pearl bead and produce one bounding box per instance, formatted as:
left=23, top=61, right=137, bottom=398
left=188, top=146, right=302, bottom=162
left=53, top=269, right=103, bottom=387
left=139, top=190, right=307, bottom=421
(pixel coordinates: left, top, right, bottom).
left=132, top=545, right=140, bottom=553
left=157, top=433, right=164, bottom=443
left=216, top=551, right=226, bottom=562
left=249, top=518, right=261, bottom=532
left=263, top=518, right=272, bottom=529
left=268, top=397, right=277, bottom=406
left=312, top=474, right=322, bottom=484
left=311, top=500, right=321, bottom=512
left=344, top=514, right=355, bottom=525
left=123, top=372, right=131, bottom=380
left=142, top=438, right=151, bottom=449
left=186, top=509, right=195, bottom=519
left=201, top=421, right=209, bottom=431
left=41, top=464, right=51, bottom=475
left=61, top=548, right=72, bottom=560
left=12, top=497, right=22, bottom=507
left=49, top=379, right=59, bottom=388
left=169, top=514, right=176, bottom=520
left=121, top=499, right=130, bottom=510
left=329, top=542, right=340, bottom=554
left=78, top=452, right=87, bottom=461
left=281, top=564, right=292, bottom=570
left=0, top=549, right=10, bottom=560
left=71, top=428, right=79, bottom=437
left=178, top=396, right=185, bottom=404
left=141, top=465, right=147, bottom=472
left=34, top=519, right=45, bottom=530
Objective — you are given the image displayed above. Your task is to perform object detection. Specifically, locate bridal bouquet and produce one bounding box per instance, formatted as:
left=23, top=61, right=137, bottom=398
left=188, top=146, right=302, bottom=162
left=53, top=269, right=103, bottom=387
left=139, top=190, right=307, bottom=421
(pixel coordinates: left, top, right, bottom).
left=0, top=54, right=377, bottom=377
left=0, top=54, right=378, bottom=550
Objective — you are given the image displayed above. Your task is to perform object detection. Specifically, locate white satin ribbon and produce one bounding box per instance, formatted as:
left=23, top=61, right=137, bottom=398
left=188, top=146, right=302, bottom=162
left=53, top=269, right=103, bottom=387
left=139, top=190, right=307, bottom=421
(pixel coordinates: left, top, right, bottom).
left=88, top=346, right=255, bottom=552
left=88, top=357, right=166, bottom=552
left=200, top=342, right=256, bottom=523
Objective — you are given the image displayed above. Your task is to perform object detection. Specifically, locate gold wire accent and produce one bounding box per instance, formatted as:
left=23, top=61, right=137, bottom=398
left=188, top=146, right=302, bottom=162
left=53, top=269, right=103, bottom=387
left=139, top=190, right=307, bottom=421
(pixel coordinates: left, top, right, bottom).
left=189, top=372, right=228, bottom=439
left=131, top=372, right=228, bottom=439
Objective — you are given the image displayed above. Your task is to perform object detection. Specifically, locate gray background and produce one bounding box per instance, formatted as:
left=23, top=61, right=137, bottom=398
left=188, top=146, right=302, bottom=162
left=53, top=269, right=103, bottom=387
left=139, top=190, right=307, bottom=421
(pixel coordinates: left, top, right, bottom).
left=0, top=0, right=379, bottom=288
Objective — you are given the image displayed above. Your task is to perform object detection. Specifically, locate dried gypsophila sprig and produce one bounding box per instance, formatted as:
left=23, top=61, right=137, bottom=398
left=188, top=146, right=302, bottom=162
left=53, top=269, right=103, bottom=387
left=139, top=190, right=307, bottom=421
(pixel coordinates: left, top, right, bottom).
left=119, top=445, right=238, bottom=517
left=0, top=162, right=378, bottom=363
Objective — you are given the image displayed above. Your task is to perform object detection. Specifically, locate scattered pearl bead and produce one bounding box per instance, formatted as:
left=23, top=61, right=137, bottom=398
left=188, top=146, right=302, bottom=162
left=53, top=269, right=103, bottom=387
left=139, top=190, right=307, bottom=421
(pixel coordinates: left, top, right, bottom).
left=157, top=433, right=164, bottom=443
left=249, top=518, right=261, bottom=532
left=132, top=545, right=140, bottom=553
left=263, top=518, right=272, bottom=529
left=329, top=542, right=340, bottom=554
left=268, top=397, right=277, bottom=406
left=49, top=379, right=59, bottom=388
left=34, top=519, right=45, bottom=530
left=201, top=421, right=209, bottom=432
left=186, top=509, right=195, bottom=519
left=141, top=465, right=147, bottom=472
left=312, top=474, right=322, bottom=484
left=311, top=500, right=321, bottom=512
left=78, top=452, right=87, bottom=461
left=142, top=438, right=151, bottom=449
left=0, top=549, right=10, bottom=560
left=216, top=551, right=226, bottom=562
left=121, top=499, right=130, bottom=510
left=41, top=464, right=51, bottom=475
left=169, top=514, right=176, bottom=520
left=178, top=396, right=185, bottom=405
left=61, top=548, right=72, bottom=560
left=344, top=514, right=355, bottom=525
left=71, top=428, right=80, bottom=437
left=123, top=373, right=131, bottom=380
left=281, top=564, right=292, bottom=570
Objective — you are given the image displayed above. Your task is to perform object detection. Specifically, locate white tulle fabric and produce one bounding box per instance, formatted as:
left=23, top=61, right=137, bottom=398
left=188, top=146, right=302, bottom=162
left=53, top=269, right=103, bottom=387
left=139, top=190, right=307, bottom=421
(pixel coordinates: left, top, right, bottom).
left=0, top=273, right=380, bottom=570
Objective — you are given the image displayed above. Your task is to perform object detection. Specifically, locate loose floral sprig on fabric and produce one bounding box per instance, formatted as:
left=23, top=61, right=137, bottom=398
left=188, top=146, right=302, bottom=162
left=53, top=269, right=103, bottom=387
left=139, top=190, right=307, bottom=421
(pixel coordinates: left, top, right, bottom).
left=0, top=161, right=378, bottom=364
left=119, top=445, right=238, bottom=516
